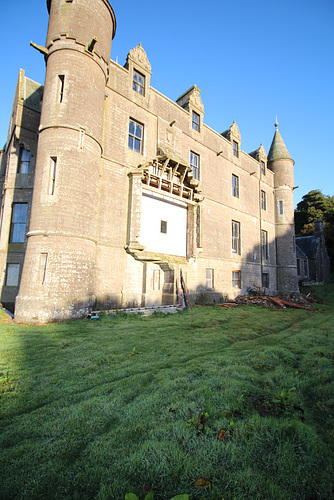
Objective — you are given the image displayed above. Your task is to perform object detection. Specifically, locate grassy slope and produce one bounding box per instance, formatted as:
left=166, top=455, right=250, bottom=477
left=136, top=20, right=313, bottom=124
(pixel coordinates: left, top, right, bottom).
left=0, top=295, right=333, bottom=499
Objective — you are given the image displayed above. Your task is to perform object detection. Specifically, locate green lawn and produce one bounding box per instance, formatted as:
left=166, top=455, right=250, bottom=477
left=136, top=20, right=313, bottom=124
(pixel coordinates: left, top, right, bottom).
left=0, top=289, right=333, bottom=499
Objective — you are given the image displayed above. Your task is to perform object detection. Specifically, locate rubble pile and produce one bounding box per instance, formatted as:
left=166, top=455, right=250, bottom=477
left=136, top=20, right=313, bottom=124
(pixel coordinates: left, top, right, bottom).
left=223, top=292, right=321, bottom=311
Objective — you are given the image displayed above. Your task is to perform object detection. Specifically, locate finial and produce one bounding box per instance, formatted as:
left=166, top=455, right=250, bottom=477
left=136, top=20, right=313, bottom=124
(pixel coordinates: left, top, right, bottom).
left=139, top=42, right=142, bottom=47
left=275, top=115, right=279, bottom=129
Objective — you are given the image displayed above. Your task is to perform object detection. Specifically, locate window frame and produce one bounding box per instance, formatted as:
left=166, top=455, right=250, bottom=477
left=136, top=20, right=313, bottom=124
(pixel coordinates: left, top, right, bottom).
left=9, top=203, right=28, bottom=244
left=5, top=263, right=20, bottom=287
left=261, top=190, right=267, bottom=211
left=261, top=229, right=268, bottom=260
left=232, top=174, right=239, bottom=198
left=279, top=200, right=283, bottom=215
left=233, top=140, right=239, bottom=158
left=17, top=147, right=31, bottom=174
left=133, top=69, right=145, bottom=96
left=262, top=272, right=269, bottom=288
left=192, top=111, right=200, bottom=132
left=128, top=118, right=144, bottom=154
left=190, top=151, right=200, bottom=180
left=232, top=270, right=241, bottom=288
left=160, top=220, right=167, bottom=234
left=206, top=268, right=214, bottom=289
left=49, top=157, right=57, bottom=195
left=58, top=74, right=65, bottom=103
left=261, top=161, right=266, bottom=175
left=232, top=220, right=241, bottom=254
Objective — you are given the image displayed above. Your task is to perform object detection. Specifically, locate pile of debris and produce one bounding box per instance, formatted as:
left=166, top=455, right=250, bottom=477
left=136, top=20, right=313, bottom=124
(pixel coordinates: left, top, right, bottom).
left=222, top=292, right=321, bottom=311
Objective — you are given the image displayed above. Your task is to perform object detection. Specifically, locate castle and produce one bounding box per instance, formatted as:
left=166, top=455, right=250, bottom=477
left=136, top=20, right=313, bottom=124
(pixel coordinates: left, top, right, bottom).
left=0, top=0, right=299, bottom=323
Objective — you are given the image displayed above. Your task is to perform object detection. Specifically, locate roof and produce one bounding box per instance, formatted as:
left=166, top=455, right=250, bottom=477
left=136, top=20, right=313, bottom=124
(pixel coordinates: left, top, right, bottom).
left=267, top=126, right=293, bottom=162
left=296, top=236, right=318, bottom=259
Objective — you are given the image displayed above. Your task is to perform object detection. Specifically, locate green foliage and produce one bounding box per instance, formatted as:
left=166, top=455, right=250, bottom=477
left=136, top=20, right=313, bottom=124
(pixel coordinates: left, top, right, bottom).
left=295, top=189, right=334, bottom=269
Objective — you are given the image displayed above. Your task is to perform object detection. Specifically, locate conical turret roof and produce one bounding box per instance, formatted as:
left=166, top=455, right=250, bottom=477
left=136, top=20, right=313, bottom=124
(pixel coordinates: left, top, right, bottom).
left=267, top=123, right=293, bottom=162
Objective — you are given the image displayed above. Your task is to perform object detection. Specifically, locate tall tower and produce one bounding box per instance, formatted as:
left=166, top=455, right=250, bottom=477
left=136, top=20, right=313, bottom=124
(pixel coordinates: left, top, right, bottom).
left=15, top=0, right=116, bottom=323
left=268, top=122, right=299, bottom=294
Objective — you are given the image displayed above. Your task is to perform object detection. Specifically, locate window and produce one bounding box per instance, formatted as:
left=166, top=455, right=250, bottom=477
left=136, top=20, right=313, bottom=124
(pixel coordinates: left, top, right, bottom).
left=17, top=147, right=30, bottom=174
left=232, top=220, right=241, bottom=254
left=133, top=69, right=145, bottom=96
left=262, top=272, right=269, bottom=288
left=78, top=129, right=85, bottom=150
left=232, top=174, right=239, bottom=197
left=152, top=269, right=161, bottom=290
left=279, top=200, right=283, bottom=215
left=192, top=111, right=200, bottom=132
left=190, top=151, right=200, bottom=180
left=206, top=268, right=214, bottom=289
left=5, top=264, right=20, bottom=286
left=38, top=253, right=48, bottom=285
left=160, top=220, right=167, bottom=234
left=58, top=75, right=65, bottom=103
left=10, top=203, right=28, bottom=243
left=261, top=190, right=267, bottom=211
left=261, top=161, right=266, bottom=175
left=128, top=119, right=143, bottom=153
left=232, top=270, right=241, bottom=288
left=304, top=260, right=308, bottom=277
left=233, top=140, right=239, bottom=158
left=297, top=259, right=301, bottom=275
left=49, top=157, right=57, bottom=195
left=261, top=230, right=268, bottom=260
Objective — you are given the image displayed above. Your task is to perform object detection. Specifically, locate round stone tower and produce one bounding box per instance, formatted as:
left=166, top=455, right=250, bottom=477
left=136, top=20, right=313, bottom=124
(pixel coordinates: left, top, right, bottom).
left=268, top=122, right=299, bottom=294
left=15, top=0, right=116, bottom=323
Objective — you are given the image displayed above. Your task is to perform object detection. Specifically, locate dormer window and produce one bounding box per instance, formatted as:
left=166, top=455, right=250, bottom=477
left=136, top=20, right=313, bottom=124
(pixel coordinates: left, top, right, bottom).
left=192, top=111, right=200, bottom=132
left=233, top=140, right=239, bottom=158
left=133, top=69, right=145, bottom=96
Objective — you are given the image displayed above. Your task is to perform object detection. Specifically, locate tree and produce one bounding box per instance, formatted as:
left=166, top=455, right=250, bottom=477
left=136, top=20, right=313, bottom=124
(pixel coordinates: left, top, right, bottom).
left=295, top=190, right=334, bottom=271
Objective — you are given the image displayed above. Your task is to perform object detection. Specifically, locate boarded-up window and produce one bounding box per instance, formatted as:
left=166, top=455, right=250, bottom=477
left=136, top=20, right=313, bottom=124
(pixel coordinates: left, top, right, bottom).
left=6, top=264, right=20, bottom=286
left=206, top=268, right=214, bottom=289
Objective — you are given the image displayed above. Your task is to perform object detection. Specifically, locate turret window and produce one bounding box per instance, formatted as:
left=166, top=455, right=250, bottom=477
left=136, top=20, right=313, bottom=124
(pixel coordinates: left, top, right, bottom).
left=279, top=201, right=283, bottom=214
left=58, top=75, right=65, bottom=103
left=49, top=157, right=57, bottom=195
left=133, top=69, right=145, bottom=96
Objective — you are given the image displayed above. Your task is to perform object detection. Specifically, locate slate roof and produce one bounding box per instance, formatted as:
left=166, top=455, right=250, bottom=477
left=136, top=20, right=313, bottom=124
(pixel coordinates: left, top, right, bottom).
left=267, top=127, right=293, bottom=162
left=296, top=236, right=318, bottom=259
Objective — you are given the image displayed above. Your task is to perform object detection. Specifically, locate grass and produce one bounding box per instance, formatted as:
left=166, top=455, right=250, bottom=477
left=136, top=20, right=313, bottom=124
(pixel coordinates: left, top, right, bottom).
left=0, top=288, right=333, bottom=499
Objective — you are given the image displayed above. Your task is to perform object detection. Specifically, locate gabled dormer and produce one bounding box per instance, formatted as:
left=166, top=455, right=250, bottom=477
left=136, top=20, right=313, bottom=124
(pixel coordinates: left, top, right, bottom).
left=124, top=43, right=151, bottom=99
left=221, top=121, right=241, bottom=163
left=249, top=143, right=267, bottom=176
left=176, top=85, right=204, bottom=135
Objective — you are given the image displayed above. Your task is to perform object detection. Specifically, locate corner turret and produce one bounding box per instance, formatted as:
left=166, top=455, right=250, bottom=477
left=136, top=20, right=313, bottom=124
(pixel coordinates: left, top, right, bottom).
left=268, top=122, right=298, bottom=294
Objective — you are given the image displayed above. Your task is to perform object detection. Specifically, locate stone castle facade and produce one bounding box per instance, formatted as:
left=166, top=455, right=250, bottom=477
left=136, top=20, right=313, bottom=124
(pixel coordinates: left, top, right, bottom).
left=0, top=0, right=299, bottom=323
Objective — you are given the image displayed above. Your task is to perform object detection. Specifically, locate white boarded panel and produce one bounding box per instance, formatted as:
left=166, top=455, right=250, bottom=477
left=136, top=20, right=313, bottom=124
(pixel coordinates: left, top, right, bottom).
left=141, top=191, right=187, bottom=256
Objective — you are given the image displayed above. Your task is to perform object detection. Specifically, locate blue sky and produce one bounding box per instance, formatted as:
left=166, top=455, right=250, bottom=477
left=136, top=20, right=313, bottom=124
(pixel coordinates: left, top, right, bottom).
left=1, top=0, right=333, bottom=206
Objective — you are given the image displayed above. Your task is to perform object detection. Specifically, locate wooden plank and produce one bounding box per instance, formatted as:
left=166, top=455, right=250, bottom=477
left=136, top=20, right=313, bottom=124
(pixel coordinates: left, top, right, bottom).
left=180, top=270, right=192, bottom=308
